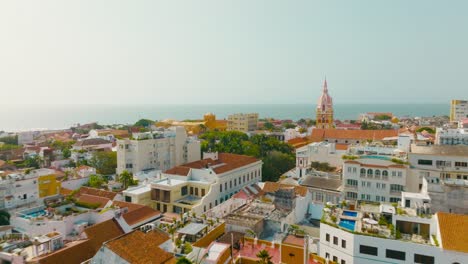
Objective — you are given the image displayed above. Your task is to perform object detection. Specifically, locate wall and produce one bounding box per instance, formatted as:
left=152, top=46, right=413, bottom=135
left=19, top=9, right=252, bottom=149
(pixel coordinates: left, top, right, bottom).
left=193, top=222, right=226, bottom=248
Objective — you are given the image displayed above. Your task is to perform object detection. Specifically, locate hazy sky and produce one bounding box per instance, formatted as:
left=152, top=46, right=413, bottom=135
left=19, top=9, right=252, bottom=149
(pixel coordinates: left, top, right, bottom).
left=1, top=0, right=467, bottom=105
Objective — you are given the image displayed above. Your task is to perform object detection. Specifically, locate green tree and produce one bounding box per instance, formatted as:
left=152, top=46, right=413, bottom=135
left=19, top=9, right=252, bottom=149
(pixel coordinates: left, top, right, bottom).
left=176, top=257, right=193, bottom=264
left=0, top=135, right=18, bottom=145
left=62, top=148, right=71, bottom=159
left=118, top=170, right=137, bottom=189
left=283, top=123, right=296, bottom=129
left=262, top=151, right=295, bottom=182
left=0, top=210, right=10, bottom=225
left=416, top=127, right=436, bottom=134
left=21, top=156, right=42, bottom=169
left=88, top=174, right=107, bottom=188
left=256, top=249, right=273, bottom=264
left=134, top=119, right=154, bottom=128
left=89, top=151, right=117, bottom=175
left=263, top=122, right=275, bottom=131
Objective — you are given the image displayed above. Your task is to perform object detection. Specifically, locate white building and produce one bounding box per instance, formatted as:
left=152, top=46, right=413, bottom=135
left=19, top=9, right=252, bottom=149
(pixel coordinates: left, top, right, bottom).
left=296, top=142, right=346, bottom=177
left=116, top=127, right=201, bottom=174
left=342, top=158, right=411, bottom=203
left=435, top=127, right=468, bottom=145
left=319, top=204, right=468, bottom=264
left=150, top=152, right=262, bottom=215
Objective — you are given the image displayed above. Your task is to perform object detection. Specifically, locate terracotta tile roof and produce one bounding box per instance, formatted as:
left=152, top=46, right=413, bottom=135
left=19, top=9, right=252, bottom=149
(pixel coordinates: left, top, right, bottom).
left=77, top=194, right=111, bottom=208
left=105, top=230, right=174, bottom=264
left=36, top=219, right=124, bottom=264
left=437, top=212, right=468, bottom=253
left=262, top=182, right=308, bottom=197
left=287, top=137, right=310, bottom=148
left=283, top=235, right=305, bottom=247
left=75, top=165, right=93, bottom=172
left=60, top=187, right=73, bottom=196
left=79, top=186, right=118, bottom=200
left=310, top=129, right=398, bottom=142
left=165, top=153, right=260, bottom=176
left=112, top=201, right=161, bottom=226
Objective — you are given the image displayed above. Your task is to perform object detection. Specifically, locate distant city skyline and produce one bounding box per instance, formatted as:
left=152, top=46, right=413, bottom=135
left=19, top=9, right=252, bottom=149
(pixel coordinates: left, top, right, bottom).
left=0, top=0, right=467, bottom=105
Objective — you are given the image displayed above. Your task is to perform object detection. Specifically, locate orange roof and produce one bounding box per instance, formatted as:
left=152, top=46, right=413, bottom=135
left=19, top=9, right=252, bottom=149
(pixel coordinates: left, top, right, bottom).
left=287, top=137, right=310, bottom=148
left=310, top=129, right=398, bottom=142
left=60, top=187, right=73, bottom=196
left=112, top=201, right=161, bottom=226
left=105, top=230, right=174, bottom=264
left=35, top=219, right=124, bottom=264
left=262, top=182, right=308, bottom=197
left=75, top=165, right=94, bottom=172
left=78, top=186, right=118, bottom=200
left=165, top=153, right=260, bottom=176
left=283, top=235, right=305, bottom=247
left=437, top=212, right=468, bottom=253
left=77, top=194, right=111, bottom=208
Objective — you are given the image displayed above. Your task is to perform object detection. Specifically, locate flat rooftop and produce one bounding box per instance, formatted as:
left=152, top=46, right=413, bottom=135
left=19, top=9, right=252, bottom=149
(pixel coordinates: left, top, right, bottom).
left=124, top=185, right=151, bottom=195
left=153, top=178, right=186, bottom=187
left=177, top=223, right=207, bottom=235
left=411, top=144, right=468, bottom=157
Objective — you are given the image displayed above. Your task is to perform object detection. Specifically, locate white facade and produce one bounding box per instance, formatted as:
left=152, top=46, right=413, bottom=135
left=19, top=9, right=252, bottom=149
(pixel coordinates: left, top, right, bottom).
left=227, top=113, right=258, bottom=132
left=342, top=158, right=411, bottom=203
left=116, top=127, right=201, bottom=174
left=435, top=127, right=468, bottom=145
left=18, top=131, right=35, bottom=145
left=296, top=142, right=345, bottom=177
left=319, top=223, right=468, bottom=264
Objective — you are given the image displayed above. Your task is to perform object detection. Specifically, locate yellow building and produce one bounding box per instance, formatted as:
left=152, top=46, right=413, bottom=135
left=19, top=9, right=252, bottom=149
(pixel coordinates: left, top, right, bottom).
left=450, top=99, right=468, bottom=122
left=38, top=174, right=61, bottom=198
left=155, top=113, right=227, bottom=135
left=316, top=79, right=334, bottom=129
left=227, top=113, right=259, bottom=132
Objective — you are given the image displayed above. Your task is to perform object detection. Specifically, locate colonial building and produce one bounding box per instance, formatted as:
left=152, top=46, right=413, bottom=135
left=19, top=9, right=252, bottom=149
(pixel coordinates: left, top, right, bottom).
left=227, top=113, right=259, bottom=132
left=316, top=79, right=334, bottom=129
left=450, top=99, right=468, bottom=122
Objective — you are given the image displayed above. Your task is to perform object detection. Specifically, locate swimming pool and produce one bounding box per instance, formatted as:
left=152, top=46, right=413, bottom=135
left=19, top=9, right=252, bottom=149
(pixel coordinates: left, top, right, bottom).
left=342, top=210, right=358, bottom=217
left=339, top=219, right=356, bottom=231
left=20, top=210, right=47, bottom=219
left=361, top=155, right=391, bottom=160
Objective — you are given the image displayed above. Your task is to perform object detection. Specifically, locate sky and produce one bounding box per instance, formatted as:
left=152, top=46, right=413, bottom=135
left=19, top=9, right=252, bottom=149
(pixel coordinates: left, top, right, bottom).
left=0, top=0, right=467, bottom=105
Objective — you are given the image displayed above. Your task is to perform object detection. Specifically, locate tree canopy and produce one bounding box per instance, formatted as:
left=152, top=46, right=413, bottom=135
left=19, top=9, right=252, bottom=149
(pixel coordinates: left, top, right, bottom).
left=0, top=210, right=10, bottom=225
left=88, top=174, right=107, bottom=188
left=89, top=151, right=117, bottom=175
left=199, top=131, right=295, bottom=182
left=118, top=170, right=138, bottom=189
left=0, top=135, right=18, bottom=145
left=134, top=119, right=154, bottom=128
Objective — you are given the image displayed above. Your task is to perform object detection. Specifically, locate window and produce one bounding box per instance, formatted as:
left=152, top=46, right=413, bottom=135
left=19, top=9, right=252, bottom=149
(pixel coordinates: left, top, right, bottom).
left=333, top=236, right=338, bottom=245
left=376, top=183, right=381, bottom=188
left=219, top=184, right=222, bottom=192
left=375, top=170, right=381, bottom=177
left=382, top=183, right=386, bottom=189
left=360, top=245, right=378, bottom=256
left=376, top=196, right=380, bottom=202
left=181, top=186, right=188, bottom=196
left=201, top=189, right=205, bottom=196
left=390, top=184, right=404, bottom=192
left=346, top=179, right=358, bottom=186
left=225, top=182, right=227, bottom=190
left=341, top=260, right=346, bottom=264
left=234, top=179, right=237, bottom=186
left=346, top=192, right=357, bottom=199
left=366, top=194, right=370, bottom=200
left=360, top=168, right=366, bottom=175
left=230, top=181, right=232, bottom=188
left=418, top=159, right=433, bottom=166
left=367, top=169, right=373, bottom=176
left=455, top=161, right=467, bottom=167
left=325, top=253, right=330, bottom=259
left=414, top=254, right=434, bottom=264
left=386, top=249, right=405, bottom=260
left=125, top=196, right=132, bottom=202
left=361, top=194, right=366, bottom=200
left=390, top=197, right=400, bottom=203
left=392, top=171, right=397, bottom=177
left=333, top=256, right=338, bottom=262
left=381, top=197, right=386, bottom=202
left=341, top=239, right=346, bottom=248
left=361, top=181, right=366, bottom=187
left=326, top=233, right=330, bottom=242
left=195, top=188, right=199, bottom=196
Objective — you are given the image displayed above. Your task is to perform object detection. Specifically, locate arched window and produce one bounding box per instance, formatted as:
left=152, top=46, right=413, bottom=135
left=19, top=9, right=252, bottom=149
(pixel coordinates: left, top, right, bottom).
left=360, top=168, right=366, bottom=175
left=375, top=170, right=381, bottom=176
left=382, top=170, right=388, bottom=176
left=367, top=169, right=373, bottom=176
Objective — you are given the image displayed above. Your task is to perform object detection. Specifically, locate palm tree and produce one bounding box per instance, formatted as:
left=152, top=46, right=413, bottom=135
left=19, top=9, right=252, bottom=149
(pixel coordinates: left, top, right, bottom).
left=118, top=170, right=134, bottom=189
left=246, top=229, right=257, bottom=238
left=256, top=249, right=273, bottom=264
left=168, top=225, right=176, bottom=242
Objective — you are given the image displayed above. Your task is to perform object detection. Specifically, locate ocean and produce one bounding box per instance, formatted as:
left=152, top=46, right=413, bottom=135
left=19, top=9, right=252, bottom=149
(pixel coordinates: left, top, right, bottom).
left=0, top=103, right=449, bottom=132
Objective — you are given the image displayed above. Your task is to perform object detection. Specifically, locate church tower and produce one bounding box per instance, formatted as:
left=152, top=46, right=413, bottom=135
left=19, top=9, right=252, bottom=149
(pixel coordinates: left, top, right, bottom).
left=316, top=79, right=334, bottom=129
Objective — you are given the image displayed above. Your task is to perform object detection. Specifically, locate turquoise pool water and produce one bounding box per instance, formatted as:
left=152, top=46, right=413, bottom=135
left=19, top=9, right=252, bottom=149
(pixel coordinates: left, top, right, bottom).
left=339, top=219, right=356, bottom=231
left=361, top=155, right=391, bottom=160
left=342, top=210, right=358, bottom=217
left=20, top=210, right=46, bottom=219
